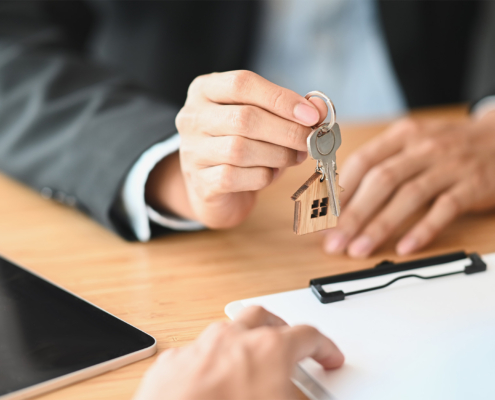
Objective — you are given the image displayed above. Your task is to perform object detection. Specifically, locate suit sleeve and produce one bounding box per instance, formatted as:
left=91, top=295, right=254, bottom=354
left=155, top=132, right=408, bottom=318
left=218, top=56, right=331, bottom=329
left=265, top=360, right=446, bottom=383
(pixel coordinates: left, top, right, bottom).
left=0, top=2, right=180, bottom=240
left=466, top=1, right=495, bottom=104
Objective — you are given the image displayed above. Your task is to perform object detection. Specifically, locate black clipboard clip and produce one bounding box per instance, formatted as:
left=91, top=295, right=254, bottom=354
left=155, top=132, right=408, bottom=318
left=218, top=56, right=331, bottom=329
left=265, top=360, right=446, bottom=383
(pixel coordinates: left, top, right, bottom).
left=310, top=251, right=487, bottom=304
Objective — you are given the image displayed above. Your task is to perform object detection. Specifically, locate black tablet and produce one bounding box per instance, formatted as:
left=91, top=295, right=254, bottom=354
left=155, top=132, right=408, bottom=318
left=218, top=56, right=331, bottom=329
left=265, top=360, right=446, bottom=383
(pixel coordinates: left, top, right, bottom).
left=0, top=255, right=156, bottom=400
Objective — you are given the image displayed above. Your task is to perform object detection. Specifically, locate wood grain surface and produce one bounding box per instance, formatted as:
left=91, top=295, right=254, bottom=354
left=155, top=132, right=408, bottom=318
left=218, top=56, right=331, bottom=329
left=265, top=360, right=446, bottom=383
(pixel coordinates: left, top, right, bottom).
left=1, top=105, right=494, bottom=400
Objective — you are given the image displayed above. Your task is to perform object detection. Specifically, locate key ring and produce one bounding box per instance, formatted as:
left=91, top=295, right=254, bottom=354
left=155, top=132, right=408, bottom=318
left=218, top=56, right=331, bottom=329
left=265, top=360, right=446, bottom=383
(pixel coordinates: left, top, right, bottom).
left=304, top=91, right=337, bottom=131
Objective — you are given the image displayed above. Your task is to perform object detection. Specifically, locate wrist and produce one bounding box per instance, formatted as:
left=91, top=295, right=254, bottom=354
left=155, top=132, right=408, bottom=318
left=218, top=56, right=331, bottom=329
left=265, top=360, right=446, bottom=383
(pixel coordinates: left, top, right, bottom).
left=145, top=151, right=195, bottom=220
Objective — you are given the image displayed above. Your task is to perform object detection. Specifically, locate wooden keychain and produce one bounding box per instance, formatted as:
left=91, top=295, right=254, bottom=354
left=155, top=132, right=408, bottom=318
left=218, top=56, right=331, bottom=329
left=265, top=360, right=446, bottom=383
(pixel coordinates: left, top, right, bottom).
left=292, top=91, right=343, bottom=235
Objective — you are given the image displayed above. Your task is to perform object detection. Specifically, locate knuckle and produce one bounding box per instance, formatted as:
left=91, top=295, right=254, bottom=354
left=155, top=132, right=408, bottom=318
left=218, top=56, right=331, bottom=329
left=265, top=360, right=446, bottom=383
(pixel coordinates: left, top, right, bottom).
left=244, top=305, right=267, bottom=319
left=224, top=136, right=246, bottom=163
left=231, top=106, right=255, bottom=135
left=367, top=165, right=397, bottom=188
left=157, top=348, right=177, bottom=362
left=278, top=147, right=295, bottom=166
left=188, top=74, right=207, bottom=95
left=387, top=117, right=421, bottom=142
left=259, top=328, right=284, bottom=349
left=175, top=108, right=186, bottom=132
left=397, top=117, right=421, bottom=136
left=400, top=181, right=422, bottom=202
left=269, top=88, right=286, bottom=112
left=347, top=151, right=372, bottom=172
left=215, top=164, right=236, bottom=192
left=256, top=168, right=274, bottom=188
left=176, top=105, right=200, bottom=134
left=419, top=219, right=440, bottom=238
left=416, top=138, right=440, bottom=157
left=437, top=193, right=462, bottom=215
left=200, top=166, right=235, bottom=199
left=180, top=137, right=206, bottom=165
left=301, top=325, right=319, bottom=338
left=207, top=321, right=231, bottom=337
left=229, top=341, right=251, bottom=365
left=175, top=106, right=197, bottom=134
left=245, top=168, right=273, bottom=191
left=227, top=70, right=253, bottom=94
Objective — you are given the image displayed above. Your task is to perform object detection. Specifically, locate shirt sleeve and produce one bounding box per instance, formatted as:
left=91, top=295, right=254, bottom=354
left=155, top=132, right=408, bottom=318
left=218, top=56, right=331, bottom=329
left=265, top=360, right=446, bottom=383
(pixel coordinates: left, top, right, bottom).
left=120, top=133, right=204, bottom=242
left=471, top=95, right=495, bottom=120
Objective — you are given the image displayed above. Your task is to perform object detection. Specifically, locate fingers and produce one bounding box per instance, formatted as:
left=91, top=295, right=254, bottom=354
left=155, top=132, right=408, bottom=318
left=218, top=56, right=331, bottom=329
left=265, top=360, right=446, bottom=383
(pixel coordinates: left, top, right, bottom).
left=191, top=136, right=302, bottom=168
left=193, top=104, right=313, bottom=152
left=183, top=96, right=329, bottom=153
left=234, top=306, right=288, bottom=329
left=195, top=165, right=274, bottom=197
left=325, top=149, right=430, bottom=254
left=191, top=71, right=320, bottom=126
left=345, top=166, right=458, bottom=257
left=188, top=136, right=304, bottom=169
left=396, top=180, right=474, bottom=255
left=200, top=307, right=344, bottom=376
left=282, top=325, right=344, bottom=370
left=339, top=119, right=417, bottom=205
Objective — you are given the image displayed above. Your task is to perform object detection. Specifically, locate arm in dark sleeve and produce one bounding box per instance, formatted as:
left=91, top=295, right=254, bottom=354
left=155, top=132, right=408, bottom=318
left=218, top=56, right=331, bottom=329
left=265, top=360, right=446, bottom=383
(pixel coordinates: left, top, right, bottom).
left=0, top=2, right=179, bottom=240
left=467, top=0, right=495, bottom=105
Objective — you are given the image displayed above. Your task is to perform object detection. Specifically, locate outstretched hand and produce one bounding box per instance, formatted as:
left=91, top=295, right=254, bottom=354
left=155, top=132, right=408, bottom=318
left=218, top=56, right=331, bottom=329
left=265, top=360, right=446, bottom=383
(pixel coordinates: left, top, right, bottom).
left=147, top=70, right=327, bottom=228
left=324, top=111, right=495, bottom=258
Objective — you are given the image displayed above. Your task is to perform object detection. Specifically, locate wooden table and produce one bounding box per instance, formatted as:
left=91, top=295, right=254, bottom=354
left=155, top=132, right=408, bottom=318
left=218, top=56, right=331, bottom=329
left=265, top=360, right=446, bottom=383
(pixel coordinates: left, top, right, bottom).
left=1, top=105, right=494, bottom=400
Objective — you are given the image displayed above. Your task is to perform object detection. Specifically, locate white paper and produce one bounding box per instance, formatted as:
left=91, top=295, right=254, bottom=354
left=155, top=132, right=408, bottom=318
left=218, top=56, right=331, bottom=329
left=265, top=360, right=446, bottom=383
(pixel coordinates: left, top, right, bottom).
left=230, top=253, right=495, bottom=400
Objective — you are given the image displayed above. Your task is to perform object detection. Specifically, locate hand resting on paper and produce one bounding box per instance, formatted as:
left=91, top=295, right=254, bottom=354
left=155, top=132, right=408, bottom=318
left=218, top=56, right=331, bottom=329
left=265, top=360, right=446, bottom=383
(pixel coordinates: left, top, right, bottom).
left=324, top=111, right=495, bottom=258
left=133, top=306, right=344, bottom=400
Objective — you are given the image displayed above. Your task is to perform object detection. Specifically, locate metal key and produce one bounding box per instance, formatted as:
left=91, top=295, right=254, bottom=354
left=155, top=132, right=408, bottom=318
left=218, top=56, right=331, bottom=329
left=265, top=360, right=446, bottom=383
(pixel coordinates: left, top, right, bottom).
left=305, top=91, right=341, bottom=217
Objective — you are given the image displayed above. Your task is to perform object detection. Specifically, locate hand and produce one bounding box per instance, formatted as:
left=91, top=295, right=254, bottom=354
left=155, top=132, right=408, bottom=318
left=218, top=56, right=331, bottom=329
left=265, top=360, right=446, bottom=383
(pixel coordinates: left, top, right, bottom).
left=147, top=70, right=327, bottom=228
left=133, top=306, right=344, bottom=400
left=324, top=111, right=495, bottom=258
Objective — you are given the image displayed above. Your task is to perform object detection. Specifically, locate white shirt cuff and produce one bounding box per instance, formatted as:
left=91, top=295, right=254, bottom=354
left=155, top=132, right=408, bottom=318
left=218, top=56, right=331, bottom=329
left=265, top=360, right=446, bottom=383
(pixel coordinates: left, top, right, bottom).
left=120, top=133, right=204, bottom=242
left=472, top=96, right=495, bottom=120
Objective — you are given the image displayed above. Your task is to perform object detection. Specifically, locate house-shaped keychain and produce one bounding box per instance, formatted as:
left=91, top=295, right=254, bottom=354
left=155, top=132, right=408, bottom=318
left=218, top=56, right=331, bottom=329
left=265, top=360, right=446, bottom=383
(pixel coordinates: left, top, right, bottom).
left=291, top=171, right=341, bottom=235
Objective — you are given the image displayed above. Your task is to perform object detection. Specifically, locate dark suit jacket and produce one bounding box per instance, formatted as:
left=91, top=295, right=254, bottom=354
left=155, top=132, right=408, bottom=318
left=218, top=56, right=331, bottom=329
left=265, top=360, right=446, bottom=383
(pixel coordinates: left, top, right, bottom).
left=0, top=1, right=494, bottom=240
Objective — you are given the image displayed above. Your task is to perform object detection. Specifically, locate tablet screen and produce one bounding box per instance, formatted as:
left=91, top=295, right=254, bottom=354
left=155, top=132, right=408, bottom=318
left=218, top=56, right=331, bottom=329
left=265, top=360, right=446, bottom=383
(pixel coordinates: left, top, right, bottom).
left=0, top=256, right=155, bottom=397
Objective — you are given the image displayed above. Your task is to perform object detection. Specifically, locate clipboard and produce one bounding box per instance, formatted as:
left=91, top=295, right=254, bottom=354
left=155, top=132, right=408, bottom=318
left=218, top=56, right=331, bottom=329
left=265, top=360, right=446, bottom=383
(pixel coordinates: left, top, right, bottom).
left=310, top=251, right=486, bottom=304
left=225, top=251, right=495, bottom=400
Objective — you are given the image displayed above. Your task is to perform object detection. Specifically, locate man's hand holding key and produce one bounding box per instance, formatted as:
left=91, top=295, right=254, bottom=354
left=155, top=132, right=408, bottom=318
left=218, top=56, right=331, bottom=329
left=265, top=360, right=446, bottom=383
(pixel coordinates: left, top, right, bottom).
left=151, top=70, right=327, bottom=228
left=147, top=70, right=495, bottom=259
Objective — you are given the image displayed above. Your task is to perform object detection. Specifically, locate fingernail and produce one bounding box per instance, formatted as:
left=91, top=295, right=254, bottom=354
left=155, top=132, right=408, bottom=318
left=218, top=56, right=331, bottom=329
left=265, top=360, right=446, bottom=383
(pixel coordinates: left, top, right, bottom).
left=296, top=151, right=307, bottom=164
left=294, top=103, right=319, bottom=126
left=397, top=237, right=418, bottom=255
left=272, top=168, right=281, bottom=181
left=325, top=232, right=347, bottom=253
left=348, top=235, right=374, bottom=258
